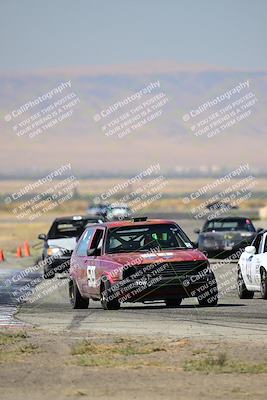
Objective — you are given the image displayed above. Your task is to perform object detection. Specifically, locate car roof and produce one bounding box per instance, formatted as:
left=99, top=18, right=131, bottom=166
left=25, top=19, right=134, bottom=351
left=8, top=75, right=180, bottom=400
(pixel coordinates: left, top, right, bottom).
left=88, top=204, right=107, bottom=207
left=207, top=200, right=229, bottom=204
left=88, top=219, right=177, bottom=229
left=110, top=205, right=129, bottom=208
left=205, top=216, right=251, bottom=222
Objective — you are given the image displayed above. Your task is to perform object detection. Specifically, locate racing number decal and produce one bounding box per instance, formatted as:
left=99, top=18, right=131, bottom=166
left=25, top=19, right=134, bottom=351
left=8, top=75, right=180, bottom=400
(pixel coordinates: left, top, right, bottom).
left=87, top=266, right=96, bottom=287
left=246, top=256, right=253, bottom=283
left=255, top=259, right=261, bottom=285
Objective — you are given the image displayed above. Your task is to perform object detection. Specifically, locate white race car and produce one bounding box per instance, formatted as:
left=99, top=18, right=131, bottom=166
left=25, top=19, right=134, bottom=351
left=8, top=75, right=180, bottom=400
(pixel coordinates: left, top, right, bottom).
left=237, top=229, right=267, bottom=299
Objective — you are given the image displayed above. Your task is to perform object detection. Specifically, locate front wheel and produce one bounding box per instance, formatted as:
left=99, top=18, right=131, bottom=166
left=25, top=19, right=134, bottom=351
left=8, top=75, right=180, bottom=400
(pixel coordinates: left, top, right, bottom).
left=69, top=279, right=89, bottom=309
left=197, top=279, right=218, bottom=307
left=260, top=268, right=267, bottom=299
left=100, top=279, right=120, bottom=310
left=237, top=269, right=254, bottom=299
left=165, top=298, right=182, bottom=308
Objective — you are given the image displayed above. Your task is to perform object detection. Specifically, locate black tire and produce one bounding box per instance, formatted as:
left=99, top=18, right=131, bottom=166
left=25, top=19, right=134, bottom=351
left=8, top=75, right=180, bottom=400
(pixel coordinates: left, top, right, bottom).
left=197, top=278, right=218, bottom=307
left=100, top=279, right=120, bottom=310
left=165, top=298, right=182, bottom=308
left=69, top=279, right=89, bottom=309
left=260, top=268, right=267, bottom=300
left=237, top=268, right=254, bottom=299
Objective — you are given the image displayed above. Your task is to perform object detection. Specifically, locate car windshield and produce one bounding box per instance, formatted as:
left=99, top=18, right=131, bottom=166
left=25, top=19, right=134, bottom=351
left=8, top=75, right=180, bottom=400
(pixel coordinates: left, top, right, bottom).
left=106, top=224, right=193, bottom=254
left=48, top=219, right=99, bottom=239
left=203, top=219, right=255, bottom=232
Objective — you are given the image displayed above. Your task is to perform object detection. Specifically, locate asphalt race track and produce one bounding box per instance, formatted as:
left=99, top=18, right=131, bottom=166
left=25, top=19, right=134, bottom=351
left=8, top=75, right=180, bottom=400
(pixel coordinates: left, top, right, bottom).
left=18, top=263, right=267, bottom=341
left=1, top=220, right=267, bottom=341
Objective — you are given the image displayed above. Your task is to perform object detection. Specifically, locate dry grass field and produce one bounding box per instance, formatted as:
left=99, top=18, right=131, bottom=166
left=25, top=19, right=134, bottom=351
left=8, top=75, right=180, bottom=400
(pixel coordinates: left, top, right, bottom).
left=0, top=178, right=267, bottom=255
left=1, top=329, right=267, bottom=400
left=1, top=177, right=267, bottom=196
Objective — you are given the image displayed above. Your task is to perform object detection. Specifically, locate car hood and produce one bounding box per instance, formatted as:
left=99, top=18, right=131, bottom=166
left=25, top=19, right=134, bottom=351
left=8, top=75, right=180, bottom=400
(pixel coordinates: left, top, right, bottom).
left=47, top=237, right=77, bottom=251
left=101, top=249, right=207, bottom=267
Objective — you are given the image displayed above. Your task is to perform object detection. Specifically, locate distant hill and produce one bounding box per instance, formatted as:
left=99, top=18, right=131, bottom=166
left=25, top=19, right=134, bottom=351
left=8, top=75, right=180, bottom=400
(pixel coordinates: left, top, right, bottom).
left=0, top=62, right=266, bottom=176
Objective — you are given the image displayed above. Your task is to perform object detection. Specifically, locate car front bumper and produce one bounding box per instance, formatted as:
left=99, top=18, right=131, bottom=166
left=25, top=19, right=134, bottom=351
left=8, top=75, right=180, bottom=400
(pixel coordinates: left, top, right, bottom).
left=199, top=242, right=249, bottom=257
left=110, top=273, right=216, bottom=302
left=43, top=256, right=71, bottom=273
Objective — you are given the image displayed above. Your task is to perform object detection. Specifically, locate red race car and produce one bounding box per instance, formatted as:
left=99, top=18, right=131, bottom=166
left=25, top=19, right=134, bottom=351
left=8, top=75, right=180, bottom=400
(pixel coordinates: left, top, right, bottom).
left=69, top=217, right=218, bottom=310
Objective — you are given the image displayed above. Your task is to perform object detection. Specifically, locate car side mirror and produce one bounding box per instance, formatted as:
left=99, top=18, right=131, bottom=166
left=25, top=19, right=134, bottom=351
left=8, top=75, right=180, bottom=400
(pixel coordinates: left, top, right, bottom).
left=194, top=228, right=200, bottom=234
left=38, top=233, right=47, bottom=240
left=87, top=248, right=97, bottom=256
left=245, top=245, right=256, bottom=254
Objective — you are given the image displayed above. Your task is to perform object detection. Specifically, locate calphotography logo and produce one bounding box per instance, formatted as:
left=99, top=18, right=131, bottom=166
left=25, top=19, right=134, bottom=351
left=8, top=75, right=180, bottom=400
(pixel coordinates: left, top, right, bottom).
left=4, top=163, right=80, bottom=221
left=6, top=81, right=72, bottom=119
left=181, top=80, right=259, bottom=138
left=182, top=164, right=258, bottom=220
left=4, top=81, right=81, bottom=138
left=93, top=80, right=170, bottom=138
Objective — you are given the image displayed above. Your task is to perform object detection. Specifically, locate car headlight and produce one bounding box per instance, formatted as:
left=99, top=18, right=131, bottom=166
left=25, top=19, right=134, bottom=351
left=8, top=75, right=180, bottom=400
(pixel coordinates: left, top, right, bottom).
left=240, top=233, right=252, bottom=237
left=47, top=247, right=61, bottom=256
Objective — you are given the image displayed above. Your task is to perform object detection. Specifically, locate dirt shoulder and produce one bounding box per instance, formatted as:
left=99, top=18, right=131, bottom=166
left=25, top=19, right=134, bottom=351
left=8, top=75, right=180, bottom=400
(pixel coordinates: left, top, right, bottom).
left=0, top=328, right=266, bottom=400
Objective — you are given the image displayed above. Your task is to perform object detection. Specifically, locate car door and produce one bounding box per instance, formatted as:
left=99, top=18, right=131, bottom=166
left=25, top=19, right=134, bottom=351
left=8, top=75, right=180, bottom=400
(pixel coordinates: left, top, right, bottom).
left=84, top=228, right=105, bottom=297
left=75, top=227, right=96, bottom=296
left=242, top=233, right=262, bottom=289
left=251, top=233, right=267, bottom=288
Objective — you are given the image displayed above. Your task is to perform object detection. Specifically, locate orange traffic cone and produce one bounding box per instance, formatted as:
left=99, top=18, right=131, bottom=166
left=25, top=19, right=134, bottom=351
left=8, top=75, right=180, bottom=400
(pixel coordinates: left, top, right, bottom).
left=0, top=250, right=5, bottom=262
left=24, top=241, right=30, bottom=257
left=16, top=246, right=22, bottom=258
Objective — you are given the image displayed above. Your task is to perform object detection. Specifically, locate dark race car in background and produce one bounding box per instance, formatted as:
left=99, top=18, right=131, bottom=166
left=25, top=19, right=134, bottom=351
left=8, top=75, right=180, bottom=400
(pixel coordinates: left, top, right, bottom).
left=86, top=203, right=109, bottom=218
left=106, top=204, right=132, bottom=220
left=206, top=201, right=239, bottom=211
left=86, top=203, right=132, bottom=221
left=38, top=215, right=103, bottom=278
left=195, top=217, right=259, bottom=258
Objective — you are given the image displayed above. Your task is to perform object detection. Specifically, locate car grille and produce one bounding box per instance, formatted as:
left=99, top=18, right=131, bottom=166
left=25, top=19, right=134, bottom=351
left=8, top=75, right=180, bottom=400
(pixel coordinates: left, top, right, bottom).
left=203, top=238, right=216, bottom=245
left=134, top=260, right=209, bottom=278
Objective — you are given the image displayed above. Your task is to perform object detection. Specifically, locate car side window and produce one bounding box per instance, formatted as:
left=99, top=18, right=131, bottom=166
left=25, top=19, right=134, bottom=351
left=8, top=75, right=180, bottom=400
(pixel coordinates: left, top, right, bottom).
left=259, top=236, right=265, bottom=254
left=260, top=234, right=267, bottom=254
left=76, top=228, right=95, bottom=256
left=89, top=229, right=105, bottom=256
left=252, top=234, right=262, bottom=254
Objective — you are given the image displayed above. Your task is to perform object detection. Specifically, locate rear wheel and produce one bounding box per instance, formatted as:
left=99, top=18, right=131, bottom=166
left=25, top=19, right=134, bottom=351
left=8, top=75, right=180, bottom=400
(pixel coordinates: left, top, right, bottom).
left=100, top=279, right=120, bottom=310
left=165, top=298, right=182, bottom=308
left=69, top=279, right=89, bottom=309
left=237, top=268, right=254, bottom=299
left=260, top=268, right=267, bottom=299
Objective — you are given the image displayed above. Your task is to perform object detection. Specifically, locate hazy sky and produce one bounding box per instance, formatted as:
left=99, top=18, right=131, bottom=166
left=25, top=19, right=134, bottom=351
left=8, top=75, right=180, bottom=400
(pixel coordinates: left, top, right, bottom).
left=0, top=0, right=266, bottom=71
